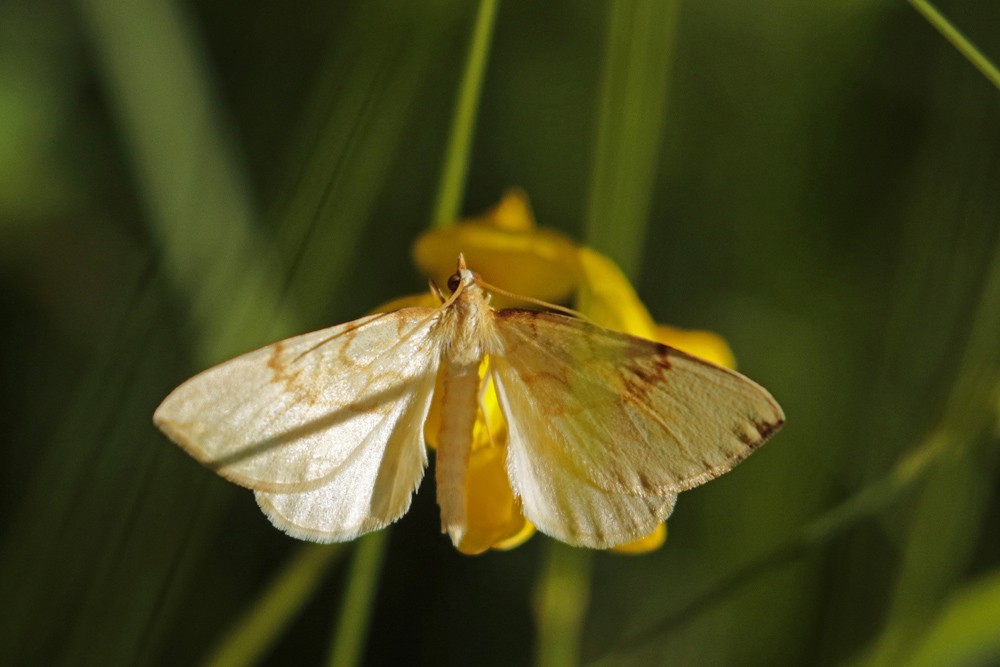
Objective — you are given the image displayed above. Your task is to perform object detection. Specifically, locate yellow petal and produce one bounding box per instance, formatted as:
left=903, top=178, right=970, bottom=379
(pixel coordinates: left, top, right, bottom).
left=412, top=190, right=580, bottom=304
left=423, top=367, right=446, bottom=450
left=655, top=325, right=737, bottom=369
left=484, top=186, right=537, bottom=232
left=610, top=522, right=667, bottom=554
left=448, top=366, right=535, bottom=554
left=575, top=247, right=658, bottom=339
left=471, top=372, right=505, bottom=452
left=490, top=519, right=536, bottom=551
left=454, top=368, right=536, bottom=554
left=456, top=443, right=533, bottom=555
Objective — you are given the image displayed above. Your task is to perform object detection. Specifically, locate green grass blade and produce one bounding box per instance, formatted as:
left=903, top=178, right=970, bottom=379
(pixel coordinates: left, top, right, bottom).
left=74, top=0, right=293, bottom=359
left=271, top=3, right=472, bottom=322
left=203, top=545, right=343, bottom=667
left=584, top=0, right=682, bottom=278
left=430, top=0, right=499, bottom=228
left=326, top=532, right=389, bottom=667
left=534, top=541, right=593, bottom=667
left=3, top=0, right=290, bottom=661
left=905, top=568, right=1000, bottom=667
left=909, top=0, right=1000, bottom=92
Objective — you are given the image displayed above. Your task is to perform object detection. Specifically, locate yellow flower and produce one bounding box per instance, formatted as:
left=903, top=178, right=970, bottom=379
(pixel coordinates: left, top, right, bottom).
left=422, top=361, right=533, bottom=555
left=413, top=188, right=579, bottom=307
left=385, top=189, right=736, bottom=554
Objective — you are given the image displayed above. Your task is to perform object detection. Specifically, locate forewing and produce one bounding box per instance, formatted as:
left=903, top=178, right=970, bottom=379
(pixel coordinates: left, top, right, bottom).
left=490, top=310, right=783, bottom=546
left=254, top=364, right=434, bottom=541
left=154, top=308, right=441, bottom=494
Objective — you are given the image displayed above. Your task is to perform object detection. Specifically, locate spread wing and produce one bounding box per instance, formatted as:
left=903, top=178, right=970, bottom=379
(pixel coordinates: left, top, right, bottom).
left=154, top=308, right=442, bottom=540
left=489, top=310, right=784, bottom=548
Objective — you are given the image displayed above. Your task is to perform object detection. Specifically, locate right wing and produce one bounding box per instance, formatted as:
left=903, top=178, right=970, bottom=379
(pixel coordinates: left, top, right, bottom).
left=489, top=309, right=783, bottom=548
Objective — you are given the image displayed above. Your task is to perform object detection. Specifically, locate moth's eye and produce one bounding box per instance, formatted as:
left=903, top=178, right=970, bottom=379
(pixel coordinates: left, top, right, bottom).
left=447, top=272, right=461, bottom=293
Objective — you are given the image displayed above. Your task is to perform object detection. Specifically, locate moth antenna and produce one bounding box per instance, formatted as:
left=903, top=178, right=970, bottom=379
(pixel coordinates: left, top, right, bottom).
left=473, top=277, right=596, bottom=324
left=429, top=280, right=446, bottom=304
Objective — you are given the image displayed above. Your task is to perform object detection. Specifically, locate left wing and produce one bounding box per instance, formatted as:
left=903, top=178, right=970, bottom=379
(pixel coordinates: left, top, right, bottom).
left=154, top=309, right=440, bottom=492
left=489, top=310, right=783, bottom=548
left=254, top=367, right=434, bottom=542
left=154, top=309, right=442, bottom=540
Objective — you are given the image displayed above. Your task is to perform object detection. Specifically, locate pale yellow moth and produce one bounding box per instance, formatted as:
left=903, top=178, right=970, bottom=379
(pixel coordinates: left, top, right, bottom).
left=154, top=257, right=784, bottom=549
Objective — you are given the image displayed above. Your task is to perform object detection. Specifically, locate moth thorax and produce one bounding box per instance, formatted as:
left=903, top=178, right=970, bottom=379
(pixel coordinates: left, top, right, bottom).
left=442, top=315, right=487, bottom=366
left=437, top=292, right=492, bottom=367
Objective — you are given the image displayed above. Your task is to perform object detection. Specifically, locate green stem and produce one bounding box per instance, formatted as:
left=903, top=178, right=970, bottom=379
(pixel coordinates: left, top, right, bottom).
left=430, top=0, right=500, bottom=228
left=909, top=0, right=1000, bottom=92
left=534, top=541, right=593, bottom=667
left=202, top=545, right=343, bottom=667
left=326, top=532, right=390, bottom=667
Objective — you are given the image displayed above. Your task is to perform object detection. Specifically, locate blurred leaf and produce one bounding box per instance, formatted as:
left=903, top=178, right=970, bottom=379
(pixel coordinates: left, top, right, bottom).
left=535, top=2, right=680, bottom=664
left=904, top=567, right=1000, bottom=667
left=853, top=24, right=1000, bottom=665
left=271, top=2, right=473, bottom=323
left=0, top=1, right=78, bottom=226
left=584, top=0, right=680, bottom=278
left=75, top=0, right=290, bottom=361
left=2, top=0, right=293, bottom=662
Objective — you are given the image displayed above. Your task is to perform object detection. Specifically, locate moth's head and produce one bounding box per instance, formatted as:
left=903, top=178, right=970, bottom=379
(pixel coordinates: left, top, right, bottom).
left=447, top=254, right=479, bottom=294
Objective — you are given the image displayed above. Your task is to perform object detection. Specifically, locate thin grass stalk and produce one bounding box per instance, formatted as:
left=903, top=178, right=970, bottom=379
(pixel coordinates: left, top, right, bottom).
left=583, top=0, right=681, bottom=277
left=909, top=0, right=1000, bottom=91
left=203, top=545, right=344, bottom=667
left=326, top=532, right=389, bottom=667
left=430, top=0, right=500, bottom=229
left=534, top=542, right=593, bottom=667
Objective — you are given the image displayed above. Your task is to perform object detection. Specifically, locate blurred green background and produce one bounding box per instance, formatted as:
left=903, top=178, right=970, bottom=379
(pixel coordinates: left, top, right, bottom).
left=2, top=1, right=999, bottom=665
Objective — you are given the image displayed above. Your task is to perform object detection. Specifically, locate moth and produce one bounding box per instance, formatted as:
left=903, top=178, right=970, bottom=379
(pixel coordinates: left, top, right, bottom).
left=154, top=256, right=784, bottom=549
